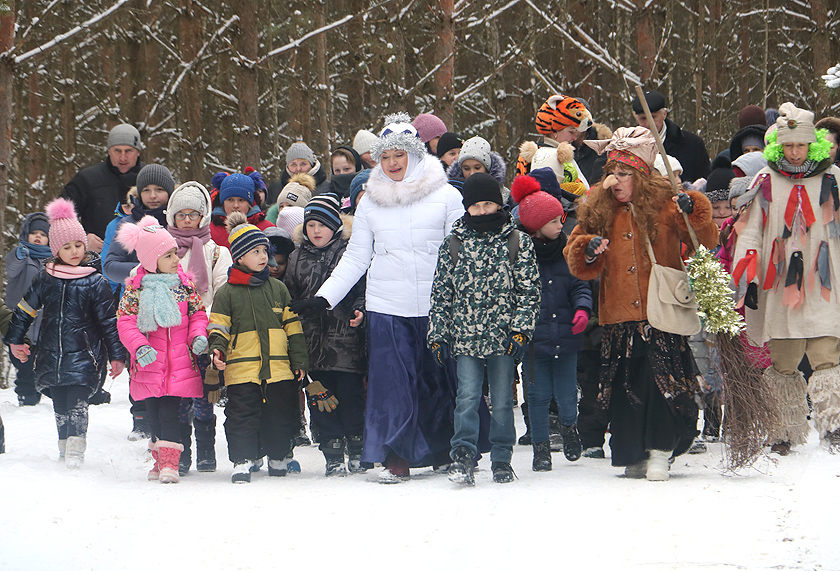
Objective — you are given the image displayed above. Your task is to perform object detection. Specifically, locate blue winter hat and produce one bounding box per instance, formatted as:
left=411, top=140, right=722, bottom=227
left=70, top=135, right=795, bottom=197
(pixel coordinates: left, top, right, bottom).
left=349, top=169, right=372, bottom=210
left=528, top=167, right=563, bottom=198
left=220, top=173, right=255, bottom=206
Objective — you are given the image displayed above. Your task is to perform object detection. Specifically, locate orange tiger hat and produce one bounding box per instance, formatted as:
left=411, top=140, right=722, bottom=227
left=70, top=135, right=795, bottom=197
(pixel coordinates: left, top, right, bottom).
left=535, top=95, right=593, bottom=136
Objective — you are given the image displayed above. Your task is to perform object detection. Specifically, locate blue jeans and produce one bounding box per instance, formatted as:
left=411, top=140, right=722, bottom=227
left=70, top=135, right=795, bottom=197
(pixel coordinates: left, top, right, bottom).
left=525, top=353, right=578, bottom=442
left=451, top=354, right=515, bottom=463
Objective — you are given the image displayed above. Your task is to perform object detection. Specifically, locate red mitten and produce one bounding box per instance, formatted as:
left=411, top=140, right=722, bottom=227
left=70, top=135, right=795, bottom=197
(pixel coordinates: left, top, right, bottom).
left=571, top=310, right=589, bottom=335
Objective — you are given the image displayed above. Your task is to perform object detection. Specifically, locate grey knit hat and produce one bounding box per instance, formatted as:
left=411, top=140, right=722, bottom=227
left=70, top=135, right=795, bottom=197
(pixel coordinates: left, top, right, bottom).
left=286, top=142, right=316, bottom=167
left=107, top=123, right=142, bottom=150
left=137, top=164, right=175, bottom=195
left=458, top=136, right=492, bottom=171
left=166, top=181, right=211, bottom=227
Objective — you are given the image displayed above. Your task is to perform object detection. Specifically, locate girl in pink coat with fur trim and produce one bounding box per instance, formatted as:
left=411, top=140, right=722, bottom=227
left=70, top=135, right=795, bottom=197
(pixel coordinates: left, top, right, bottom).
left=116, top=216, right=209, bottom=483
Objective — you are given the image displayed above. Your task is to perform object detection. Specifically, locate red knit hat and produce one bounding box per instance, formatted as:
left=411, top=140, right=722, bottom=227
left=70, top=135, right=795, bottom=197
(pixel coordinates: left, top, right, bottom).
left=511, top=175, right=564, bottom=234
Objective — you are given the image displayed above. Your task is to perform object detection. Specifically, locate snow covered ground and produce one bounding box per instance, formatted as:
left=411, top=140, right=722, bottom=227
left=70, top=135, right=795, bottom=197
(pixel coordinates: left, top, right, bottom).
left=1, top=374, right=838, bottom=571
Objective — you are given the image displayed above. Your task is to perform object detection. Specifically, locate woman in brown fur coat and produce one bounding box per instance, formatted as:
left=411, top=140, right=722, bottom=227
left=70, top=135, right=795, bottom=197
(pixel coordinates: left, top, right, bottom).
left=564, top=127, right=718, bottom=481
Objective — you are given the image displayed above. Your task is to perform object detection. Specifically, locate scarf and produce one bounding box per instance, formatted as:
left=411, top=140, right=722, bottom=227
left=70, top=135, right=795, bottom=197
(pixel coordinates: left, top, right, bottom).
left=168, top=226, right=211, bottom=294
left=131, top=197, right=168, bottom=227
left=45, top=262, right=97, bottom=279
left=776, top=158, right=821, bottom=179
left=533, top=234, right=566, bottom=262
left=137, top=272, right=182, bottom=333
left=228, top=264, right=270, bottom=287
left=463, top=211, right=508, bottom=233
left=16, top=240, right=52, bottom=260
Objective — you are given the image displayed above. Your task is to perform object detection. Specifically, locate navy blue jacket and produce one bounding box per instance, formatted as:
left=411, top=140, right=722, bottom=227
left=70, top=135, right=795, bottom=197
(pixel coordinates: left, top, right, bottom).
left=6, top=257, right=125, bottom=393
left=531, top=234, right=592, bottom=357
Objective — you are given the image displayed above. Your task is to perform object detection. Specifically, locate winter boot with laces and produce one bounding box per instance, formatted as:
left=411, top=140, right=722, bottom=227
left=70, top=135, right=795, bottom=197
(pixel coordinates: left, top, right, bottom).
left=65, top=436, right=86, bottom=470
left=346, top=435, right=367, bottom=473
left=532, top=441, right=552, bottom=471
left=491, top=461, right=515, bottom=484
left=448, top=446, right=475, bottom=486
left=559, top=424, right=582, bottom=461
left=231, top=461, right=253, bottom=484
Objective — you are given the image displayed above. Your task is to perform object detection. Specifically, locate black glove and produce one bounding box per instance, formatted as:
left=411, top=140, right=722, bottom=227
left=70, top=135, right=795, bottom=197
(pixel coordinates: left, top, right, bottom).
left=585, top=236, right=605, bottom=263
left=744, top=282, right=758, bottom=310
left=430, top=341, right=450, bottom=368
left=676, top=192, right=694, bottom=214
left=504, top=333, right=527, bottom=361
left=289, top=297, right=329, bottom=315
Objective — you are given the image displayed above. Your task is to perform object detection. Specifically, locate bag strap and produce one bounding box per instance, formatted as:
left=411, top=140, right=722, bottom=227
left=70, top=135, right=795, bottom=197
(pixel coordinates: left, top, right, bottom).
left=630, top=203, right=686, bottom=271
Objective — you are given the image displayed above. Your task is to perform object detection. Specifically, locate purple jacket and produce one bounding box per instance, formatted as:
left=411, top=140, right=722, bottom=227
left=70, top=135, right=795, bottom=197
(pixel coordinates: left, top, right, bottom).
left=117, top=265, right=208, bottom=400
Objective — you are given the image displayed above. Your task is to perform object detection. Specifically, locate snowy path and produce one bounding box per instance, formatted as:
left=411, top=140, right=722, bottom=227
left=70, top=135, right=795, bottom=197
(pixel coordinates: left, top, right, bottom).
left=1, top=375, right=838, bottom=571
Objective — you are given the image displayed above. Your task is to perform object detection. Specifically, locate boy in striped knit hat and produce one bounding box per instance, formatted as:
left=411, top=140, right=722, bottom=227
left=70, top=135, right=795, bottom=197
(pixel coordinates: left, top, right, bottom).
left=208, top=212, right=309, bottom=483
left=284, top=193, right=368, bottom=477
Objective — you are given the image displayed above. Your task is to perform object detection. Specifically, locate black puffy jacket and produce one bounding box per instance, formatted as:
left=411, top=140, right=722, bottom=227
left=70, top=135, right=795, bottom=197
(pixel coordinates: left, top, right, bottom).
left=6, top=257, right=126, bottom=393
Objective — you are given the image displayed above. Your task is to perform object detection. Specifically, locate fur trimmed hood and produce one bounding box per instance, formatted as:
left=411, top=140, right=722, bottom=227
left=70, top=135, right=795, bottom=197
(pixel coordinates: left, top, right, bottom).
left=293, top=213, right=354, bottom=244
left=447, top=151, right=507, bottom=186
left=364, top=154, right=450, bottom=207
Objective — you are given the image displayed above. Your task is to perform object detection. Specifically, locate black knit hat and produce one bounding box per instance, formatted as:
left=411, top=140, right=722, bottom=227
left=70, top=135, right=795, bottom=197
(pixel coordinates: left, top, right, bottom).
left=705, top=156, right=735, bottom=203
left=436, top=132, right=464, bottom=158
left=461, top=173, right=503, bottom=209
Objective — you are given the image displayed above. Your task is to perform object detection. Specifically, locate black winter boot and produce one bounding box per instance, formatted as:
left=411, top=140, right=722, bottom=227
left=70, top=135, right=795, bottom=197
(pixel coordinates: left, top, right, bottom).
left=178, top=422, right=193, bottom=476
left=346, top=435, right=367, bottom=473
left=194, top=417, right=217, bottom=472
left=448, top=446, right=475, bottom=486
left=532, top=441, right=552, bottom=471
left=492, top=461, right=515, bottom=483
left=559, top=424, right=582, bottom=462
left=322, top=439, right=347, bottom=477
left=518, top=401, right=531, bottom=445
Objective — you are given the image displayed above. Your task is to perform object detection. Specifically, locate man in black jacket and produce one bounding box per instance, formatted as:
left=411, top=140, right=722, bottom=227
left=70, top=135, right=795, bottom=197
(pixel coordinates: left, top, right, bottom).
left=631, top=90, right=710, bottom=183
left=61, top=124, right=145, bottom=253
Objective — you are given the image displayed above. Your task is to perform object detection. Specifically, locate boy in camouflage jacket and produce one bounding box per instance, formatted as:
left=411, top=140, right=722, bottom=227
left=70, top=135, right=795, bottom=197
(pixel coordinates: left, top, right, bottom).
left=428, top=173, right=541, bottom=485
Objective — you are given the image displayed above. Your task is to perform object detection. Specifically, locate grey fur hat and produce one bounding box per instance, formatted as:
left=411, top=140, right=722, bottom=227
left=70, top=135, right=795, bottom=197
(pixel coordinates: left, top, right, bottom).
left=369, top=113, right=427, bottom=161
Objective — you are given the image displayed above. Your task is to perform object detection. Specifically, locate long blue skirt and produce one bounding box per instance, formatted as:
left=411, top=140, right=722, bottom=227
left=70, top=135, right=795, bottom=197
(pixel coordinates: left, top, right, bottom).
left=362, top=312, right=460, bottom=467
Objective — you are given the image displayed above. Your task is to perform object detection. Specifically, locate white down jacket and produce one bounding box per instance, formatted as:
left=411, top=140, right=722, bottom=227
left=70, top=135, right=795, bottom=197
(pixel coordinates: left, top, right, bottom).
left=317, top=154, right=464, bottom=317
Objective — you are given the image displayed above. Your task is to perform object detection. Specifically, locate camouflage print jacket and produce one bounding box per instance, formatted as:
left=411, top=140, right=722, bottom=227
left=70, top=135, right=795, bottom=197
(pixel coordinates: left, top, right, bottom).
left=429, top=217, right=541, bottom=358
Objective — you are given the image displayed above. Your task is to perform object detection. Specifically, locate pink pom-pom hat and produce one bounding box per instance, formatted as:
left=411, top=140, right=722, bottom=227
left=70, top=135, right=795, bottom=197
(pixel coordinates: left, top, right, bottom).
left=116, top=215, right=178, bottom=273
left=45, top=198, right=88, bottom=256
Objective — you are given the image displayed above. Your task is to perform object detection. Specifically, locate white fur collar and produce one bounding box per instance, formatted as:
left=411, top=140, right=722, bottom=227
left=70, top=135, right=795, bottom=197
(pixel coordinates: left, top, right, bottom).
left=365, top=155, right=448, bottom=207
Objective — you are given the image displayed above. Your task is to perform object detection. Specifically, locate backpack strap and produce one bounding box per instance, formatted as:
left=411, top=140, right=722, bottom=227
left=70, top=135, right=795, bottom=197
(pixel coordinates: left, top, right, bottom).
left=449, top=230, right=519, bottom=267
left=449, top=234, right=461, bottom=267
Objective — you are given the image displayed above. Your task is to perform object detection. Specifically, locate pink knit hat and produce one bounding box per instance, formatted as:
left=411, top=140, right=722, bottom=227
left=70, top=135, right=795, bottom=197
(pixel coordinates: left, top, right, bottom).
left=45, top=198, right=88, bottom=256
left=412, top=113, right=447, bottom=143
left=116, top=215, right=178, bottom=273
left=511, top=175, right=565, bottom=234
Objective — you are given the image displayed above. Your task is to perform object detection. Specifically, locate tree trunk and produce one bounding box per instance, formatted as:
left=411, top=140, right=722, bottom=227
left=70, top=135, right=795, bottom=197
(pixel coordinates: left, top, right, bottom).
left=234, top=0, right=261, bottom=170
left=635, top=0, right=656, bottom=83
left=314, top=1, right=331, bottom=159
left=433, top=0, right=455, bottom=128
left=344, top=0, right=366, bottom=134
left=810, top=0, right=832, bottom=114
left=178, top=0, right=204, bottom=182
left=0, top=0, right=14, bottom=265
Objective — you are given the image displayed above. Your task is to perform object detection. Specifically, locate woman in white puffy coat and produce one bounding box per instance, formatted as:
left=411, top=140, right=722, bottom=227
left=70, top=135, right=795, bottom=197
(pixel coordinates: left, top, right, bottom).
left=166, top=181, right=233, bottom=474
left=292, top=113, right=464, bottom=483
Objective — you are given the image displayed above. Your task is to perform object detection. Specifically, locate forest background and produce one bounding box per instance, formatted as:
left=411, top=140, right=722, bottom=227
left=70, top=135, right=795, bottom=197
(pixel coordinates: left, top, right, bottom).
left=0, top=0, right=837, bottom=261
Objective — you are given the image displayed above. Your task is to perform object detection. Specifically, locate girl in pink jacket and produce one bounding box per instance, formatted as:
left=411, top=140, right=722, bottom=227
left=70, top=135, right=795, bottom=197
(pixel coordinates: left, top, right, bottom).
left=116, top=216, right=209, bottom=483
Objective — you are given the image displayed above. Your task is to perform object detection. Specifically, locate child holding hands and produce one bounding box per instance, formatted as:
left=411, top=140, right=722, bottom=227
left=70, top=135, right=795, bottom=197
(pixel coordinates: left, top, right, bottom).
left=208, top=212, right=309, bottom=484
left=116, top=216, right=209, bottom=484
left=7, top=199, right=126, bottom=468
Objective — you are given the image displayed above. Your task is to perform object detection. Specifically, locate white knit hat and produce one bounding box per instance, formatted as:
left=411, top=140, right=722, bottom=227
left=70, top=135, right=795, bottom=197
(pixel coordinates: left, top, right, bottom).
left=353, top=129, right=378, bottom=156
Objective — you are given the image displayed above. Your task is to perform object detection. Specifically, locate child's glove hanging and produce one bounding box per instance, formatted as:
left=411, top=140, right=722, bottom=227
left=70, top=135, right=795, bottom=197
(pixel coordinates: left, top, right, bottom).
left=306, top=381, right=339, bottom=412
left=136, top=345, right=158, bottom=368
left=429, top=341, right=450, bottom=368
left=504, top=333, right=527, bottom=361
left=289, top=297, right=329, bottom=315
left=192, top=335, right=208, bottom=355
left=204, top=364, right=221, bottom=404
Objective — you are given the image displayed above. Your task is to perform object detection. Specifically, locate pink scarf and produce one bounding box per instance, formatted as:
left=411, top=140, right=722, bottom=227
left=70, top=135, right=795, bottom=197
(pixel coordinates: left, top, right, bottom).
left=167, top=226, right=211, bottom=294
left=46, top=262, right=97, bottom=279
